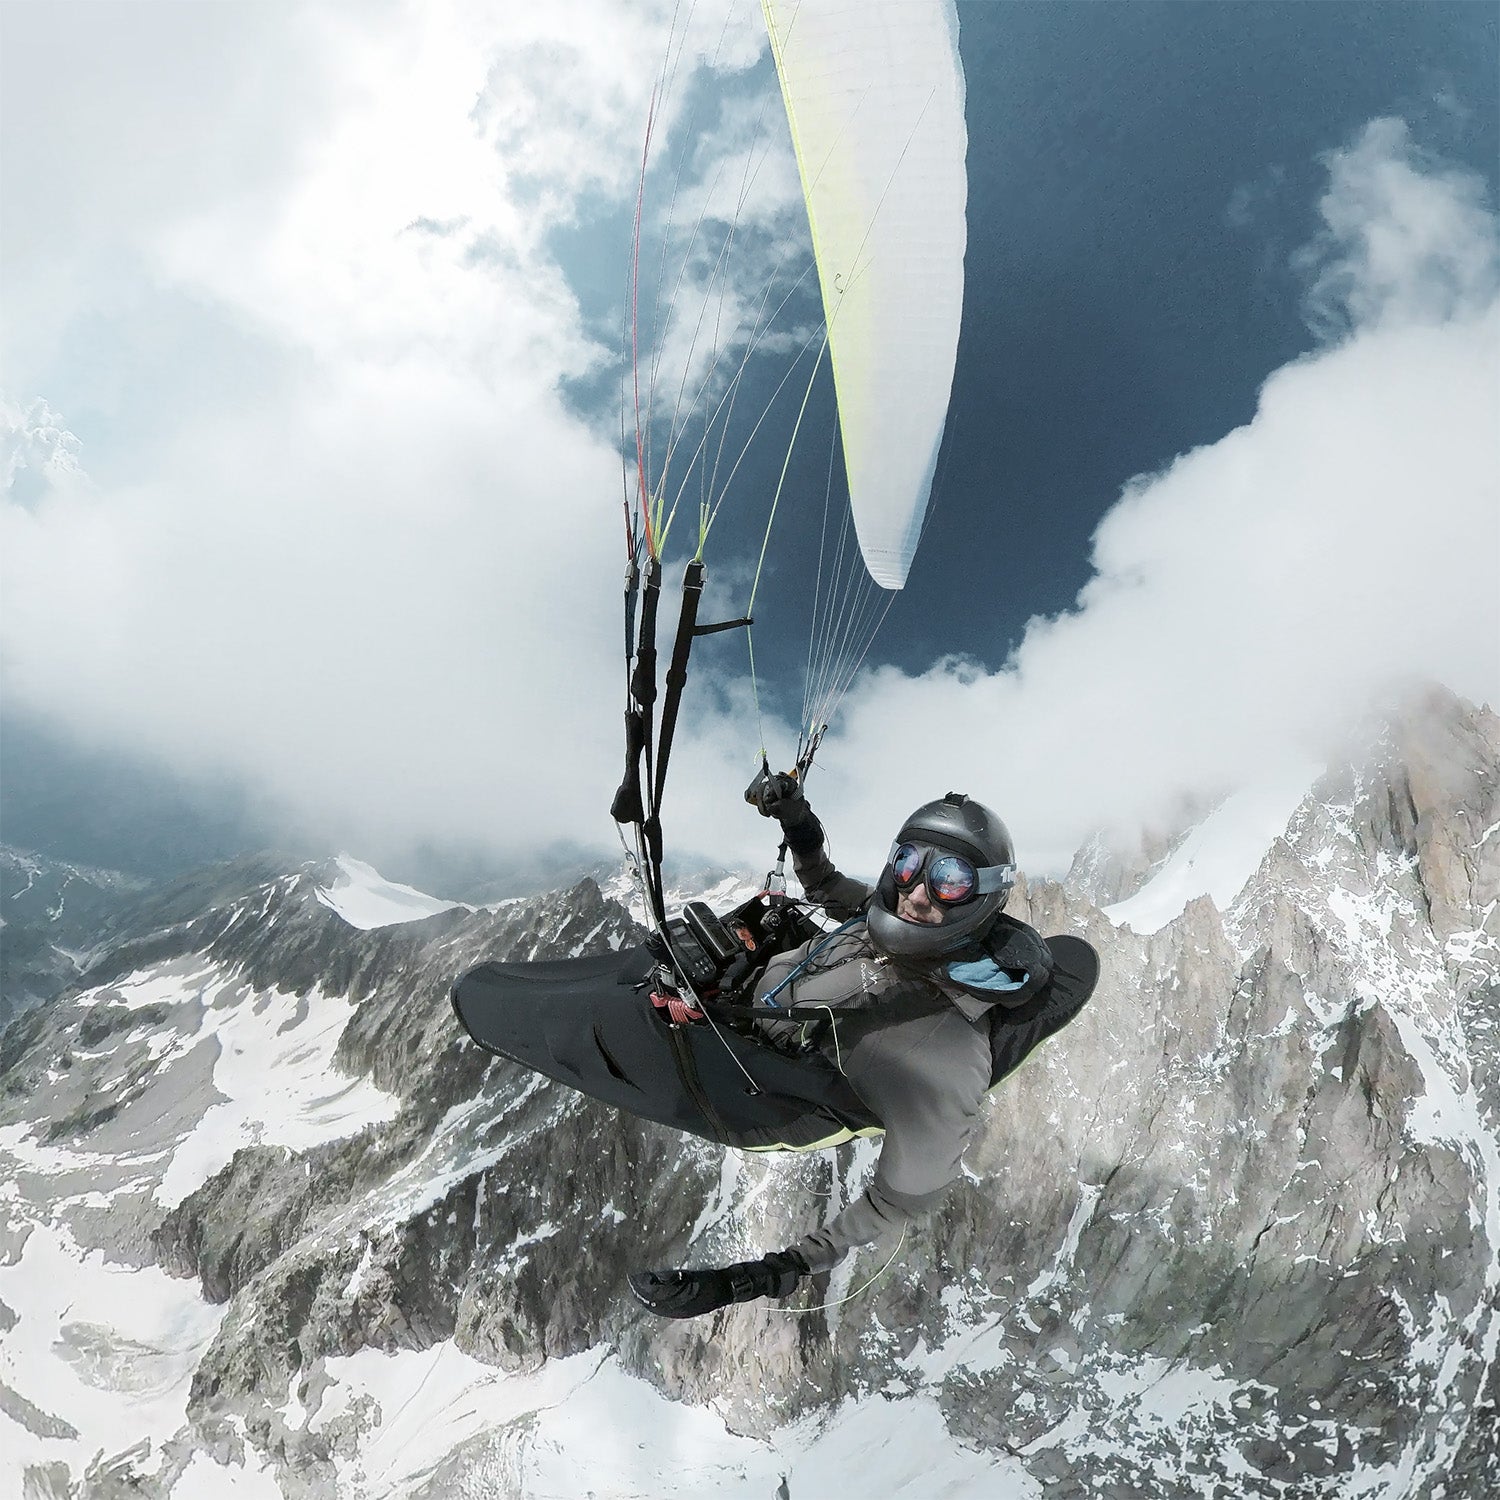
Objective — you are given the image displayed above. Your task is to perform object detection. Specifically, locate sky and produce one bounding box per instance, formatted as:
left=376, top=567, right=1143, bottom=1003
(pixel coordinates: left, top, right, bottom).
left=1, top=0, right=1497, bottom=891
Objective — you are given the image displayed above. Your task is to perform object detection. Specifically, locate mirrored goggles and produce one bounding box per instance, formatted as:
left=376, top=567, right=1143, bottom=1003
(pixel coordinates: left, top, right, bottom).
left=889, top=842, right=1014, bottom=907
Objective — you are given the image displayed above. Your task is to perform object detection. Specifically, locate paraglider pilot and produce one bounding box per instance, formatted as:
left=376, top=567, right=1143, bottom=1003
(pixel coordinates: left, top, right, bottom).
left=630, top=775, right=1065, bottom=1318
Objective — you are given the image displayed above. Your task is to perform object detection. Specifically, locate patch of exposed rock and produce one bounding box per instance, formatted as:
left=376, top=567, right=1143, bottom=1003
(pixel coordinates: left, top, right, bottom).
left=1, top=690, right=1495, bottom=1498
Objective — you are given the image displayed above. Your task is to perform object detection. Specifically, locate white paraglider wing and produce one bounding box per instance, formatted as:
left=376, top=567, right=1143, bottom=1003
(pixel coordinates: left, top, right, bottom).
left=762, top=0, right=968, bottom=590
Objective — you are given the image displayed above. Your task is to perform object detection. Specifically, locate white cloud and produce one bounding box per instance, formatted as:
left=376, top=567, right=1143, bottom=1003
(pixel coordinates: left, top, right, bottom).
left=1, top=397, right=90, bottom=509
left=639, top=83, right=816, bottom=426
left=0, top=0, right=712, bottom=856
left=1297, top=117, right=1499, bottom=338
left=1, top=0, right=1494, bottom=899
left=756, top=118, right=1499, bottom=878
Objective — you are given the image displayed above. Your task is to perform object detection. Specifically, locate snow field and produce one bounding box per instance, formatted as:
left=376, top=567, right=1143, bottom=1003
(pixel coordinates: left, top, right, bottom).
left=154, top=974, right=402, bottom=1207
left=296, top=1341, right=1032, bottom=1500
left=0, top=955, right=404, bottom=1495
left=1105, top=767, right=1320, bottom=934
left=314, top=855, right=463, bottom=929
left=0, top=1223, right=226, bottom=1497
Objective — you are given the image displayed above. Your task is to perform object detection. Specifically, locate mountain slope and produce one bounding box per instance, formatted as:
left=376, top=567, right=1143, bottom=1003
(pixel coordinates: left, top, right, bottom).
left=0, top=689, right=1495, bottom=1499
left=0, top=847, right=155, bottom=1027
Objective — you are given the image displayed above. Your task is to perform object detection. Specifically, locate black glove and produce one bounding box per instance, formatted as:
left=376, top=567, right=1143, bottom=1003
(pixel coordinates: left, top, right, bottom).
left=628, top=1250, right=807, bottom=1319
left=745, top=768, right=811, bottom=826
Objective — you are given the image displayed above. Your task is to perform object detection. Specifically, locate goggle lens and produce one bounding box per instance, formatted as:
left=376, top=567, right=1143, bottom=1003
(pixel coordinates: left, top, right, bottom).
left=928, top=855, right=977, bottom=904
left=890, top=843, right=979, bottom=905
left=892, top=843, right=925, bottom=887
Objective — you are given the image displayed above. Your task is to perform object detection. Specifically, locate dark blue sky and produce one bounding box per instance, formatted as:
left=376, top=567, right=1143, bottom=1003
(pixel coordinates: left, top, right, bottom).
left=602, top=0, right=1499, bottom=724
left=921, top=0, right=1499, bottom=667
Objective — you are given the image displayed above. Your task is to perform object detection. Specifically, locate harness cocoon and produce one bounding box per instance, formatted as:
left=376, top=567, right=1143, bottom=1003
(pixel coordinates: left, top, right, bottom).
left=452, top=932, right=1098, bottom=1152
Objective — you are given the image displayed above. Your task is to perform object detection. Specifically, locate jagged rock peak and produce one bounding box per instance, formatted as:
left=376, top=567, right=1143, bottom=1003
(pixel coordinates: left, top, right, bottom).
left=1, top=686, right=1496, bottom=1498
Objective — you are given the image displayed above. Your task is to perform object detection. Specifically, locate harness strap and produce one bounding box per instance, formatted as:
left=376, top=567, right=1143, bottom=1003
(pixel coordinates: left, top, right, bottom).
left=611, top=556, right=664, bottom=923
left=609, top=708, right=648, bottom=826
left=650, top=990, right=705, bottom=1025
left=693, top=615, right=753, bottom=637
left=651, top=558, right=704, bottom=815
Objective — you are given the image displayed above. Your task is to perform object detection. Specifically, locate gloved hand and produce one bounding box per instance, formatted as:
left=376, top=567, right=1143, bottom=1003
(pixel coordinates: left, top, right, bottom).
left=628, top=1250, right=807, bottom=1319
left=744, top=767, right=810, bottom=825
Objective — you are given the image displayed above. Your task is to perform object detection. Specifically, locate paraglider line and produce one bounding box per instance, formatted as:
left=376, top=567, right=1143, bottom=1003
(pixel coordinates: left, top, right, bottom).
left=802, top=413, right=841, bottom=726
left=699, top=291, right=823, bottom=538
left=773, top=1228, right=907, bottom=1317
left=744, top=334, right=829, bottom=619
left=747, top=629, right=768, bottom=761
left=632, top=82, right=659, bottom=558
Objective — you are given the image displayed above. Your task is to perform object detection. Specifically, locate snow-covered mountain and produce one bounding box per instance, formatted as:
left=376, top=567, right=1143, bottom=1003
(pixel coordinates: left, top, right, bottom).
left=0, top=688, right=1495, bottom=1499
left=0, top=848, right=154, bottom=1027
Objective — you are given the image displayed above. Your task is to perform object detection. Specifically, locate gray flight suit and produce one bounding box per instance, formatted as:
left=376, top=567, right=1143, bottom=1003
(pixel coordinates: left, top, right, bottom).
left=753, top=836, right=1004, bottom=1275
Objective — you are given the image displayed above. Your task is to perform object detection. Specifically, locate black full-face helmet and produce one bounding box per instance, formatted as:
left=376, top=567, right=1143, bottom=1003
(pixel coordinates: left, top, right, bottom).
left=866, top=793, right=1017, bottom=959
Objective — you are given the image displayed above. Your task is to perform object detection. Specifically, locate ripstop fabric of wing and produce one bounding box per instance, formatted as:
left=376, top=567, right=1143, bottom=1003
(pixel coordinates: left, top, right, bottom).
left=762, top=0, right=968, bottom=590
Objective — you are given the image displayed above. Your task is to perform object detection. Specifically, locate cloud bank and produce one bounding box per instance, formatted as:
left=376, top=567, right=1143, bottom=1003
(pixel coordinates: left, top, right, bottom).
left=1, top=0, right=751, bottom=864
left=772, top=117, right=1498, bottom=875
left=1, top=0, right=1495, bottom=889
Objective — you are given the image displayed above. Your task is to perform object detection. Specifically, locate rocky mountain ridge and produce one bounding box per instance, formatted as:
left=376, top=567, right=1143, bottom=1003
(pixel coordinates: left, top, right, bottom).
left=0, top=847, right=158, bottom=1027
left=0, top=688, right=1495, bottom=1498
